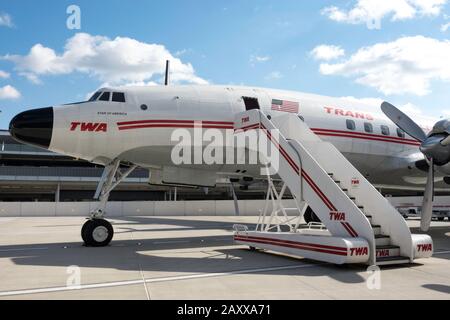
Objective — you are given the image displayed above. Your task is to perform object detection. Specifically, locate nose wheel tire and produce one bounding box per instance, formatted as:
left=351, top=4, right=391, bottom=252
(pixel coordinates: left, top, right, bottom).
left=81, top=219, right=114, bottom=247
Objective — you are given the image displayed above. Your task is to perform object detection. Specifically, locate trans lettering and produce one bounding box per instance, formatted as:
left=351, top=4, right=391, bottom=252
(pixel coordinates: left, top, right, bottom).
left=324, top=107, right=374, bottom=121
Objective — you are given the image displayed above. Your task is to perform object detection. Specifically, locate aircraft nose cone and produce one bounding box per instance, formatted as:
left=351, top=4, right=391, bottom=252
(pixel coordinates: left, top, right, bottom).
left=9, top=107, right=54, bottom=149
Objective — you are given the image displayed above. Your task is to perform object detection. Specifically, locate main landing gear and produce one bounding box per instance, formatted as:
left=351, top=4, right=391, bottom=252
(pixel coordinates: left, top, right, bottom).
left=82, top=159, right=137, bottom=247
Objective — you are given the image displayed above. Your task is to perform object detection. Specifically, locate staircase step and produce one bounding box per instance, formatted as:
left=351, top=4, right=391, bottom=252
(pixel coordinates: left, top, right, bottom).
left=371, top=225, right=381, bottom=235
left=375, top=235, right=391, bottom=246
left=365, top=215, right=373, bottom=223
left=376, top=245, right=400, bottom=258
left=376, top=256, right=410, bottom=266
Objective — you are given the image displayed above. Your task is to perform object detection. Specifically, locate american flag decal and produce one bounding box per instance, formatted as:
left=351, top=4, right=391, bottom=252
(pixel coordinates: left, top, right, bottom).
left=271, top=99, right=299, bottom=113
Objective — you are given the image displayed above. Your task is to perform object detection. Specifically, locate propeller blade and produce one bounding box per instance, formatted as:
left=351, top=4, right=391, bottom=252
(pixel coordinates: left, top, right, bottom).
left=381, top=102, right=427, bottom=142
left=421, top=158, right=434, bottom=232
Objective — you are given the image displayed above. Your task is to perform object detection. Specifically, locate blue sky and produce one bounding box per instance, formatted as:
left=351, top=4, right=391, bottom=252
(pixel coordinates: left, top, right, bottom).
left=0, top=0, right=449, bottom=128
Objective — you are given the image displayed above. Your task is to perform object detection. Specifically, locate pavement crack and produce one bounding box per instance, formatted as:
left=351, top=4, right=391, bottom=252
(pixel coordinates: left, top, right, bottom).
left=130, top=230, right=151, bottom=300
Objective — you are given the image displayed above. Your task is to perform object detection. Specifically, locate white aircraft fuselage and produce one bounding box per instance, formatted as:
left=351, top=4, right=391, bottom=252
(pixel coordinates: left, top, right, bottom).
left=9, top=85, right=450, bottom=191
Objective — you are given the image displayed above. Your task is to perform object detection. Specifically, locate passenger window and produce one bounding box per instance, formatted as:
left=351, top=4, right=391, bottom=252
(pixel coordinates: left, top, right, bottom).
left=112, top=92, right=126, bottom=103
left=381, top=125, right=390, bottom=136
left=89, top=92, right=102, bottom=102
left=364, top=122, right=373, bottom=133
left=397, top=128, right=405, bottom=138
left=346, top=119, right=356, bottom=131
left=99, top=92, right=110, bottom=101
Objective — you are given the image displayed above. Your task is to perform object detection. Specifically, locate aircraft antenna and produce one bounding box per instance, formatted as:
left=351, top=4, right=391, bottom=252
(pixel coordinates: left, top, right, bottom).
left=164, top=60, right=170, bottom=86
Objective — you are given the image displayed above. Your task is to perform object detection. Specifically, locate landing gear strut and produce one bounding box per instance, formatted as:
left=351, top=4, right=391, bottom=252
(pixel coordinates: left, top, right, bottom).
left=82, top=159, right=137, bottom=247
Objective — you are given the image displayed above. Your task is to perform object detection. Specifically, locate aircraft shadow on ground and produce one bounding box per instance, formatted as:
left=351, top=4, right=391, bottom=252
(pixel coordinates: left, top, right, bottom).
left=0, top=215, right=365, bottom=285
left=0, top=216, right=448, bottom=285
left=422, top=284, right=450, bottom=294
left=3, top=243, right=367, bottom=285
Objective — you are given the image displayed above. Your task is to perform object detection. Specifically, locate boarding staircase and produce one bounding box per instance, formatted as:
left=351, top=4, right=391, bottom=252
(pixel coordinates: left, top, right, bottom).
left=233, top=110, right=433, bottom=266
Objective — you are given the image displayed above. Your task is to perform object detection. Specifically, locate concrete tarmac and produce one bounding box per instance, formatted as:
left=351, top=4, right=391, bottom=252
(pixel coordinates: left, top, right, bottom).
left=0, top=216, right=449, bottom=300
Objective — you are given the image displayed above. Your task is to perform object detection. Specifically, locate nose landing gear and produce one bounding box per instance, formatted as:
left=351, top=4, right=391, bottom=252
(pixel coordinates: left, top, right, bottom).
left=81, top=219, right=114, bottom=247
left=81, top=159, right=137, bottom=247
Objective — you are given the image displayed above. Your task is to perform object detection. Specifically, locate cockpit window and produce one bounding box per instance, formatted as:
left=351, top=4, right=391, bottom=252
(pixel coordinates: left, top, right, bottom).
left=86, top=91, right=125, bottom=103
left=112, top=92, right=126, bottom=103
left=89, top=92, right=102, bottom=101
left=99, top=92, right=111, bottom=101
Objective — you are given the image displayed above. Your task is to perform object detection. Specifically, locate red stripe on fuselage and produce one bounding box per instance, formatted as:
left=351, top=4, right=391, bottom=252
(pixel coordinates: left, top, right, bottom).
left=117, top=119, right=234, bottom=126
left=117, top=120, right=420, bottom=147
left=311, top=128, right=421, bottom=146
left=119, top=124, right=233, bottom=131
left=235, top=123, right=261, bottom=132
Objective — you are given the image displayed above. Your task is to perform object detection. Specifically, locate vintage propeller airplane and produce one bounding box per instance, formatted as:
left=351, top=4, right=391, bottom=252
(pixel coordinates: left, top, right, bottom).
left=8, top=69, right=450, bottom=247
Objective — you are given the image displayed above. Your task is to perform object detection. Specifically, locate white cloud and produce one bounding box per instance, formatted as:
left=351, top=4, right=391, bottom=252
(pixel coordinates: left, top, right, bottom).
left=19, top=72, right=42, bottom=84
left=250, top=55, right=271, bottom=67
left=340, top=96, right=384, bottom=107
left=394, top=103, right=439, bottom=122
left=255, top=55, right=270, bottom=62
left=175, top=48, right=195, bottom=57
left=0, top=85, right=21, bottom=100
left=311, top=45, right=345, bottom=61
left=0, top=13, right=13, bottom=28
left=265, top=71, right=283, bottom=80
left=398, top=102, right=424, bottom=115
left=342, top=97, right=423, bottom=117
left=322, top=0, right=447, bottom=26
left=2, top=33, right=208, bottom=86
left=441, top=22, right=450, bottom=32
left=318, top=36, right=450, bottom=96
left=0, top=70, right=10, bottom=79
